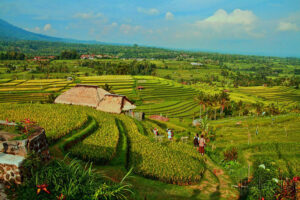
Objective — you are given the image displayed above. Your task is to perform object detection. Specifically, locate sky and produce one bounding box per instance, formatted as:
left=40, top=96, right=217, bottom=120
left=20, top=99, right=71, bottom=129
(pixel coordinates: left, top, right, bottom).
left=0, top=0, right=300, bottom=57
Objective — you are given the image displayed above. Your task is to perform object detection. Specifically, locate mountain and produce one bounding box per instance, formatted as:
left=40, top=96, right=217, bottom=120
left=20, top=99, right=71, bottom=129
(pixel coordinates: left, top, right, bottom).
left=0, top=19, right=133, bottom=46
left=0, top=19, right=72, bottom=42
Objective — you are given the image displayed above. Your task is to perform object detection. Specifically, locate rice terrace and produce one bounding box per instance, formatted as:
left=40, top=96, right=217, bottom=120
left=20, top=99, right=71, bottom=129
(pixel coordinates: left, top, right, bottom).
left=0, top=1, right=300, bottom=200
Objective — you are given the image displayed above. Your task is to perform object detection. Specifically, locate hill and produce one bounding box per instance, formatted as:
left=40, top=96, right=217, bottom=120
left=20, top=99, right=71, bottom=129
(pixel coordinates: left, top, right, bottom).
left=0, top=19, right=70, bottom=42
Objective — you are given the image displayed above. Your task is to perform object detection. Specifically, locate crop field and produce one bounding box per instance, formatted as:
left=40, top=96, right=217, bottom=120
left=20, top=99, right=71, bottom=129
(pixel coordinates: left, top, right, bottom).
left=117, top=114, right=205, bottom=184
left=232, top=86, right=300, bottom=105
left=0, top=104, right=88, bottom=142
left=134, top=76, right=205, bottom=118
left=209, top=114, right=300, bottom=182
left=0, top=76, right=134, bottom=103
left=69, top=109, right=119, bottom=163
left=0, top=57, right=299, bottom=199
left=0, top=103, right=207, bottom=185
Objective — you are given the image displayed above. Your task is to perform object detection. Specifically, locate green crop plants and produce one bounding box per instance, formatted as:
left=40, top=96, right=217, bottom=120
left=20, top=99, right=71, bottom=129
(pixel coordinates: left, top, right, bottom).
left=118, top=115, right=205, bottom=185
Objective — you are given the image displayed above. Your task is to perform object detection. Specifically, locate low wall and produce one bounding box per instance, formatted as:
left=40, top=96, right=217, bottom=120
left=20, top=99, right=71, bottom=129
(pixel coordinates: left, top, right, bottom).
left=0, top=154, right=23, bottom=184
left=0, top=122, right=50, bottom=184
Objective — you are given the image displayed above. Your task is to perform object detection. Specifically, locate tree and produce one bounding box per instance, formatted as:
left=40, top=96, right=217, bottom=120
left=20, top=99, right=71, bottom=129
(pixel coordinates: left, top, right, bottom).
left=196, top=92, right=205, bottom=118
left=254, top=102, right=264, bottom=116
left=218, top=91, right=230, bottom=115
left=102, top=83, right=113, bottom=93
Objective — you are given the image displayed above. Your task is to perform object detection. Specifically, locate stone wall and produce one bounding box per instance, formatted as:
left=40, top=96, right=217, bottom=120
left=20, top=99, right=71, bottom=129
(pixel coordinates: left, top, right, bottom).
left=0, top=163, right=22, bottom=184
left=0, top=140, right=28, bottom=157
left=27, top=128, right=50, bottom=160
left=0, top=123, right=50, bottom=184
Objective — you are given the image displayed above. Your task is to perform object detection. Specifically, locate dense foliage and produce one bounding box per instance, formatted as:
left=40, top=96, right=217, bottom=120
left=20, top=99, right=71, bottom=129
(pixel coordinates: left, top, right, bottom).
left=246, top=158, right=279, bottom=200
left=14, top=155, right=132, bottom=200
left=0, top=51, right=25, bottom=60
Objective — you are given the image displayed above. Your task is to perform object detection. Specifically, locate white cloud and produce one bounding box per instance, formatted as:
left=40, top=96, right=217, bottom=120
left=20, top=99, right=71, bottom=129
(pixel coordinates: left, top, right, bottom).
left=277, top=22, right=299, bottom=31
left=137, top=7, right=159, bottom=15
left=111, top=22, right=118, bottom=27
left=165, top=12, right=174, bottom=20
left=192, top=9, right=261, bottom=38
left=43, top=24, right=52, bottom=31
left=73, top=12, right=103, bottom=19
left=197, top=9, right=257, bottom=27
left=120, top=24, right=141, bottom=34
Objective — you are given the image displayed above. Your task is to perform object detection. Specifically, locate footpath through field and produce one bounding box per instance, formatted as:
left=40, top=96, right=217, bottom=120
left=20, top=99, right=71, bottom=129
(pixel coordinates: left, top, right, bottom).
left=192, top=157, right=239, bottom=199
left=48, top=113, right=239, bottom=200
left=49, top=116, right=98, bottom=159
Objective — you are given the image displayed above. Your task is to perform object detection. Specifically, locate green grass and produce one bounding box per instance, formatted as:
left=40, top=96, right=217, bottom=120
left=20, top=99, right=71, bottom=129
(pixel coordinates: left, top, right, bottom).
left=208, top=114, right=300, bottom=179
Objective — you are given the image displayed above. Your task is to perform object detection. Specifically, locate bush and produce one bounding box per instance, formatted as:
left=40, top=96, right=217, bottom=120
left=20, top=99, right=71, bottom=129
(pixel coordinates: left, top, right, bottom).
left=13, top=156, right=133, bottom=200
left=275, top=177, right=299, bottom=200
left=223, top=147, right=238, bottom=161
left=247, top=158, right=279, bottom=200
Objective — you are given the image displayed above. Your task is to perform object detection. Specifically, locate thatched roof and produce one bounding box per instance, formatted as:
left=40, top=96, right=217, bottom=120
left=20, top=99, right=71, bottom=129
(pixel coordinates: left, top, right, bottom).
left=97, top=94, right=136, bottom=114
left=55, top=84, right=136, bottom=114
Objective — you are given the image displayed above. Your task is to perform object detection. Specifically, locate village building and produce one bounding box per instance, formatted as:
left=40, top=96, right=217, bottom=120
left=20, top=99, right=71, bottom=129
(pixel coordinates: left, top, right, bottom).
left=54, top=84, right=136, bottom=114
left=136, top=86, right=145, bottom=91
left=80, top=55, right=94, bottom=60
left=190, top=62, right=203, bottom=66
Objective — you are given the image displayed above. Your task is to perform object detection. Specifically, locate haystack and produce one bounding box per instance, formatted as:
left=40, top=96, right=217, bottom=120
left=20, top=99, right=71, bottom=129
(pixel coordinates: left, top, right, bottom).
left=54, top=84, right=136, bottom=114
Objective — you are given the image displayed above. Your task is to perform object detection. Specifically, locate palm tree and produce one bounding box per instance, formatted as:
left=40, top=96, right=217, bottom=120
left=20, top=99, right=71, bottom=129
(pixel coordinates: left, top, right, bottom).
left=212, top=93, right=219, bottom=120
left=254, top=102, right=263, bottom=116
left=237, top=100, right=244, bottom=116
left=195, top=92, right=205, bottom=118
left=219, top=91, right=230, bottom=115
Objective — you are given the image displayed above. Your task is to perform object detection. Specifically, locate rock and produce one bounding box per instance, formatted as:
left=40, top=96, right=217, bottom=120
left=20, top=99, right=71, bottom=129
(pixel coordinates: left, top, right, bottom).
left=0, top=183, right=8, bottom=200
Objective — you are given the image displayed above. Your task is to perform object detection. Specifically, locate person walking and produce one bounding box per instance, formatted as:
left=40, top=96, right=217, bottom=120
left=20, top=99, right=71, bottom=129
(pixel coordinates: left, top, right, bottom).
left=167, top=129, right=173, bottom=140
left=199, top=135, right=206, bottom=155
left=193, top=134, right=199, bottom=149
left=153, top=128, right=159, bottom=136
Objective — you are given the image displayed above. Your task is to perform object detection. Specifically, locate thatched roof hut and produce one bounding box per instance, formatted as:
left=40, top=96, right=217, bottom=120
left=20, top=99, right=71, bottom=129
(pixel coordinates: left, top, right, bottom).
left=97, top=94, right=136, bottom=114
left=54, top=84, right=136, bottom=114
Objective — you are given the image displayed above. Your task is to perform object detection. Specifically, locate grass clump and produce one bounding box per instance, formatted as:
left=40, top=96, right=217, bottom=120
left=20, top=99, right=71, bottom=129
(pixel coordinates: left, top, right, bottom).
left=12, top=155, right=133, bottom=200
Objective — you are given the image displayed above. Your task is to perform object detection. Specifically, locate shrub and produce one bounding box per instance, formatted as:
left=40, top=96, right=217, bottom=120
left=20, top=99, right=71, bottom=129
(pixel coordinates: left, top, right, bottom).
left=223, top=147, right=238, bottom=161
left=13, top=156, right=133, bottom=200
left=275, top=177, right=299, bottom=200
left=247, top=158, right=279, bottom=200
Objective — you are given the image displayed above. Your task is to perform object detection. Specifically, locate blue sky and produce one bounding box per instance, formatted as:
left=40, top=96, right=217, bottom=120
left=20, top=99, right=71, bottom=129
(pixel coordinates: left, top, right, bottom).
left=1, top=0, right=300, bottom=57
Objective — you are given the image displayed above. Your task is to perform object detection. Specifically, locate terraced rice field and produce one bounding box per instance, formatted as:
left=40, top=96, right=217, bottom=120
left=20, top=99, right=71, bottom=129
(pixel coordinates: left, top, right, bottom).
left=134, top=76, right=203, bottom=118
left=0, top=75, right=206, bottom=119
left=209, top=114, right=300, bottom=180
left=232, top=86, right=300, bottom=105
left=1, top=76, right=299, bottom=120
left=0, top=76, right=134, bottom=103
left=0, top=103, right=206, bottom=185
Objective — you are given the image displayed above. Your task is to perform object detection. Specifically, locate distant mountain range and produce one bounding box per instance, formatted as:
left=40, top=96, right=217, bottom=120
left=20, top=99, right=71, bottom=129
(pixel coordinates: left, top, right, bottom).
left=0, top=19, right=118, bottom=45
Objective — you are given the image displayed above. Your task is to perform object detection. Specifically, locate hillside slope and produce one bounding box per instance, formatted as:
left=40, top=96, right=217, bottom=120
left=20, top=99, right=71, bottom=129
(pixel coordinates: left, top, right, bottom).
left=0, top=19, right=68, bottom=42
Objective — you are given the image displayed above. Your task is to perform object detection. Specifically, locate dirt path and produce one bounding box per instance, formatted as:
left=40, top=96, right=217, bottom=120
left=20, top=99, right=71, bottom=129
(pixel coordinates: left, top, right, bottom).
left=49, top=116, right=98, bottom=159
left=189, top=156, right=239, bottom=200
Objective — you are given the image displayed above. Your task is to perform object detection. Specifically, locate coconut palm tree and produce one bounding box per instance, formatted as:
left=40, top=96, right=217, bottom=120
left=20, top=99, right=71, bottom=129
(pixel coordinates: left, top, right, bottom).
left=195, top=91, right=205, bottom=118
left=218, top=91, right=230, bottom=115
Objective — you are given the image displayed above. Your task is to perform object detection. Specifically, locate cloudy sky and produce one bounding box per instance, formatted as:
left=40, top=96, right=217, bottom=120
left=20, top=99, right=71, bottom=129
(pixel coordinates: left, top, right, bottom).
left=1, top=0, right=300, bottom=57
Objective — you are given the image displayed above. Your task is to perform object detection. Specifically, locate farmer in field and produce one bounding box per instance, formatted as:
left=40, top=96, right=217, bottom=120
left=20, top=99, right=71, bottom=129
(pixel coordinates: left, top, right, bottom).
left=199, top=135, right=206, bottom=155
left=153, top=128, right=159, bottom=136
left=193, top=133, right=199, bottom=149
left=167, top=129, right=173, bottom=140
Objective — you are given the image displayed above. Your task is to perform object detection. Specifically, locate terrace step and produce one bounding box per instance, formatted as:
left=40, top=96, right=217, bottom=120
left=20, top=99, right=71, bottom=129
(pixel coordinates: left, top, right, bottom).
left=109, top=119, right=128, bottom=167
left=49, top=116, right=98, bottom=159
